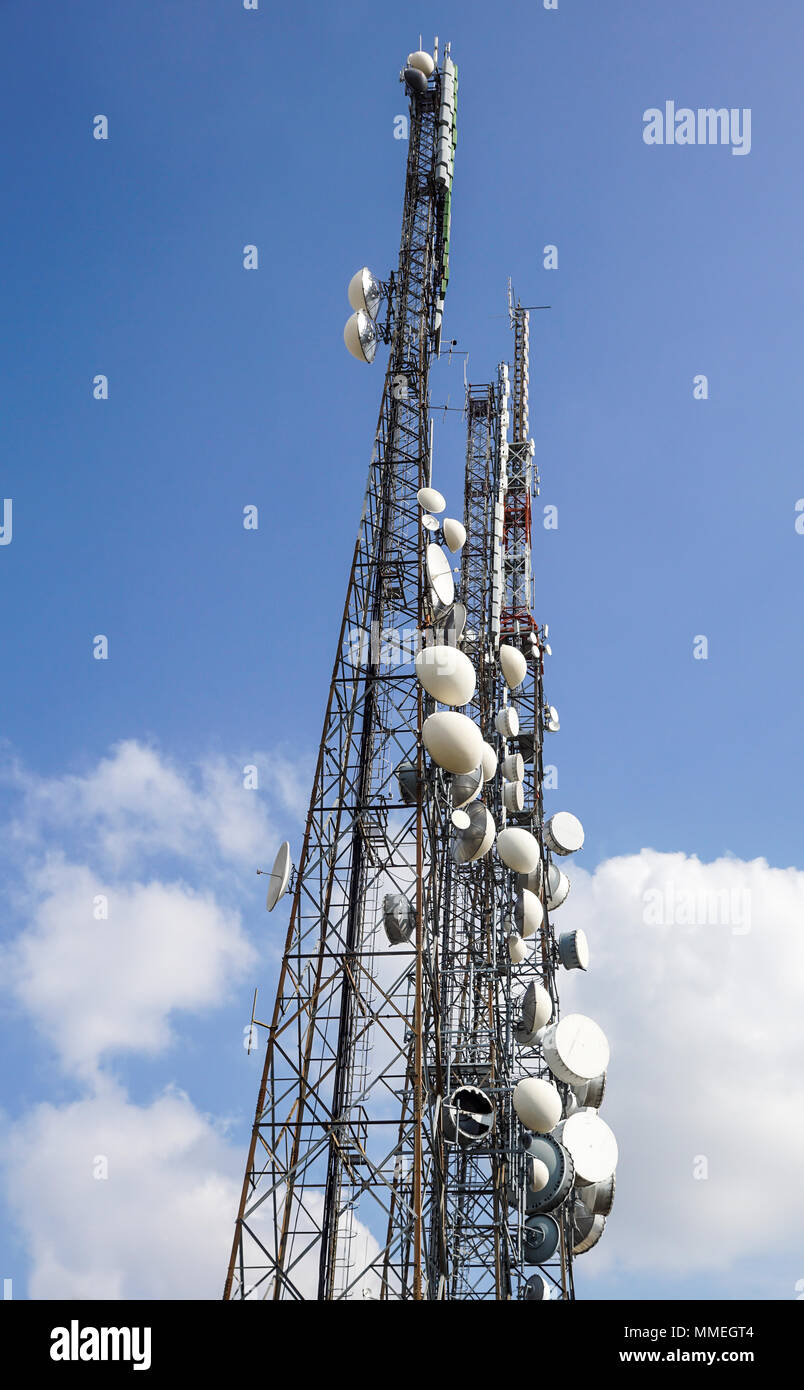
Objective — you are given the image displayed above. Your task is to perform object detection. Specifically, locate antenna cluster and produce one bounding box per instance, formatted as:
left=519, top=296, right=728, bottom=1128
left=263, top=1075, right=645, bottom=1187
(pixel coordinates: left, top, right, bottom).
left=225, top=40, right=615, bottom=1303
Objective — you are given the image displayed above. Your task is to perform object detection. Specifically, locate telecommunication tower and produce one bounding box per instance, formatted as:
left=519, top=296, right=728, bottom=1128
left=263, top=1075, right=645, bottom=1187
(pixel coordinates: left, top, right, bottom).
left=224, top=41, right=616, bottom=1303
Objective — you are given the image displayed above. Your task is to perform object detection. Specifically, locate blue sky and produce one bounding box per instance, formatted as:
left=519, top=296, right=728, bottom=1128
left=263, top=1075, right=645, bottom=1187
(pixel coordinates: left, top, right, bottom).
left=1, top=0, right=803, bottom=1301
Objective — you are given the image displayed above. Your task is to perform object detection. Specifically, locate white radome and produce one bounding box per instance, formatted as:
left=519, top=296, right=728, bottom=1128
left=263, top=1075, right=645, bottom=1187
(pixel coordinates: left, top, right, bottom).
left=480, top=742, right=498, bottom=781
left=544, top=811, right=585, bottom=856
left=452, top=802, right=496, bottom=865
left=541, top=1014, right=610, bottom=1086
left=425, top=543, right=454, bottom=609
left=417, top=486, right=446, bottom=514
left=495, top=705, right=520, bottom=739
left=497, top=826, right=541, bottom=874
left=414, top=644, right=476, bottom=707
left=515, top=888, right=544, bottom=938
left=502, top=752, right=524, bottom=782
left=499, top=644, right=528, bottom=690
left=343, top=311, right=377, bottom=363
left=502, top=779, right=524, bottom=813
left=529, top=1158, right=550, bottom=1193
left=557, top=1109, right=618, bottom=1186
left=513, top=1077, right=563, bottom=1134
left=407, top=49, right=435, bottom=77
left=508, top=933, right=530, bottom=964
left=442, top=517, right=467, bottom=552
left=422, top=711, right=483, bottom=774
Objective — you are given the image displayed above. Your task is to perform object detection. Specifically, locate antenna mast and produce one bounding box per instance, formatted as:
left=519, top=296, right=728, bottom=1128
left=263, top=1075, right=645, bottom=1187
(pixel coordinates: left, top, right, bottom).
left=225, top=43, right=615, bottom=1303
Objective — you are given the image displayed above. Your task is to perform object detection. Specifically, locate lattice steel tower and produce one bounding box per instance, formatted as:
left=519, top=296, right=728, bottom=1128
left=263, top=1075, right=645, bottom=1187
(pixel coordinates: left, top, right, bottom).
left=224, top=41, right=616, bottom=1304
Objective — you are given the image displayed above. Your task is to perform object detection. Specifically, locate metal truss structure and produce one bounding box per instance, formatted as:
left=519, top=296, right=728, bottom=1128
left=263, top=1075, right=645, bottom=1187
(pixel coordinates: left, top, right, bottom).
left=224, top=40, right=613, bottom=1304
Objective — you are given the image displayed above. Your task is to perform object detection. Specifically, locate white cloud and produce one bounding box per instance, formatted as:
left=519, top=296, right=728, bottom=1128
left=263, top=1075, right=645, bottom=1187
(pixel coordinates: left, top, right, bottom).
left=5, top=858, right=255, bottom=1077
left=3, top=739, right=309, bottom=875
left=4, top=738, right=802, bottom=1298
left=555, top=849, right=804, bottom=1286
left=2, top=1081, right=241, bottom=1300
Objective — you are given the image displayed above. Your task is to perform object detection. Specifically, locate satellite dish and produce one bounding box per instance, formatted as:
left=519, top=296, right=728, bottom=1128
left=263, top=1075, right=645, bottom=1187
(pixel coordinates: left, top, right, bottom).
left=573, top=1201, right=607, bottom=1255
left=415, top=643, right=476, bottom=706
left=451, top=808, right=471, bottom=830
left=452, top=763, right=483, bottom=808
left=514, top=888, right=544, bottom=939
left=404, top=65, right=428, bottom=94
left=423, top=711, right=483, bottom=774
left=347, top=266, right=383, bottom=320
left=265, top=841, right=292, bottom=911
left=407, top=49, right=435, bottom=77
left=520, top=1135, right=575, bottom=1213
left=508, top=932, right=531, bottom=964
left=573, top=1072, right=607, bottom=1110
left=514, top=980, right=552, bottom=1043
left=544, top=811, right=584, bottom=857
left=437, top=601, right=467, bottom=651
left=480, top=741, right=498, bottom=781
left=395, top=760, right=418, bottom=806
left=442, top=1085, right=494, bottom=1146
left=421, top=514, right=439, bottom=532
left=557, top=929, right=590, bottom=972
left=452, top=801, right=495, bottom=864
left=382, top=893, right=416, bottom=946
left=530, top=1159, right=550, bottom=1193
left=523, top=1213, right=561, bottom=1265
left=513, top=1076, right=562, bottom=1134
left=545, top=863, right=570, bottom=910
left=502, top=752, right=524, bottom=782
left=499, top=644, right=528, bottom=690
left=540, top=1015, right=610, bottom=1086
left=417, top=486, right=446, bottom=514
left=344, top=310, right=378, bottom=363
left=442, top=517, right=467, bottom=552
left=543, top=643, right=552, bottom=657
left=523, top=1273, right=551, bottom=1301
left=518, top=860, right=543, bottom=896
left=495, top=705, right=520, bottom=739
left=556, top=1109, right=618, bottom=1186
left=579, top=1172, right=615, bottom=1217
left=503, top=779, right=525, bottom=813
left=426, top=543, right=455, bottom=609
left=497, top=826, right=540, bottom=874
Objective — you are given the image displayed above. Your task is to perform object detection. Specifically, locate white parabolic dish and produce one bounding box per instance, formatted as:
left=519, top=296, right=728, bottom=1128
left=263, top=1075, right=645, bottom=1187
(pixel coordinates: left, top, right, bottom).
left=480, top=742, right=498, bottom=781
left=442, top=517, right=467, bottom=552
left=545, top=811, right=585, bottom=856
left=417, top=486, right=446, bottom=514
left=515, top=888, right=544, bottom=938
left=426, top=543, right=455, bottom=608
left=452, top=802, right=495, bottom=864
left=557, top=1109, right=618, bottom=1185
left=497, top=826, right=541, bottom=874
left=414, top=644, right=476, bottom=707
left=266, top=841, right=292, bottom=912
left=513, top=1077, right=563, bottom=1134
left=499, top=644, right=527, bottom=690
left=423, top=711, right=483, bottom=774
left=541, top=1014, right=610, bottom=1085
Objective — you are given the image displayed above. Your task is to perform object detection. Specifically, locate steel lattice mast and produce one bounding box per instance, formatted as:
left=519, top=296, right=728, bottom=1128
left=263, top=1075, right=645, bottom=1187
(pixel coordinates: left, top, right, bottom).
left=225, top=42, right=614, bottom=1303
left=224, top=39, right=457, bottom=1303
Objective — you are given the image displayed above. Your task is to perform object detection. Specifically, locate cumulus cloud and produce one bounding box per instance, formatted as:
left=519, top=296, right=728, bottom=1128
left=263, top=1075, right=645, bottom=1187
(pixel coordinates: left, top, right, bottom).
left=2, top=739, right=309, bottom=875
left=3, top=738, right=802, bottom=1299
left=5, top=859, right=255, bottom=1077
left=2, top=1081, right=242, bottom=1300
left=555, top=849, right=804, bottom=1287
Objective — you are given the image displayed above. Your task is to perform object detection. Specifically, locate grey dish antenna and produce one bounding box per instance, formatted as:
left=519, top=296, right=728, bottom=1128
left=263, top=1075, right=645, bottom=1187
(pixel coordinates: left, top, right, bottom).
left=265, top=841, right=292, bottom=911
